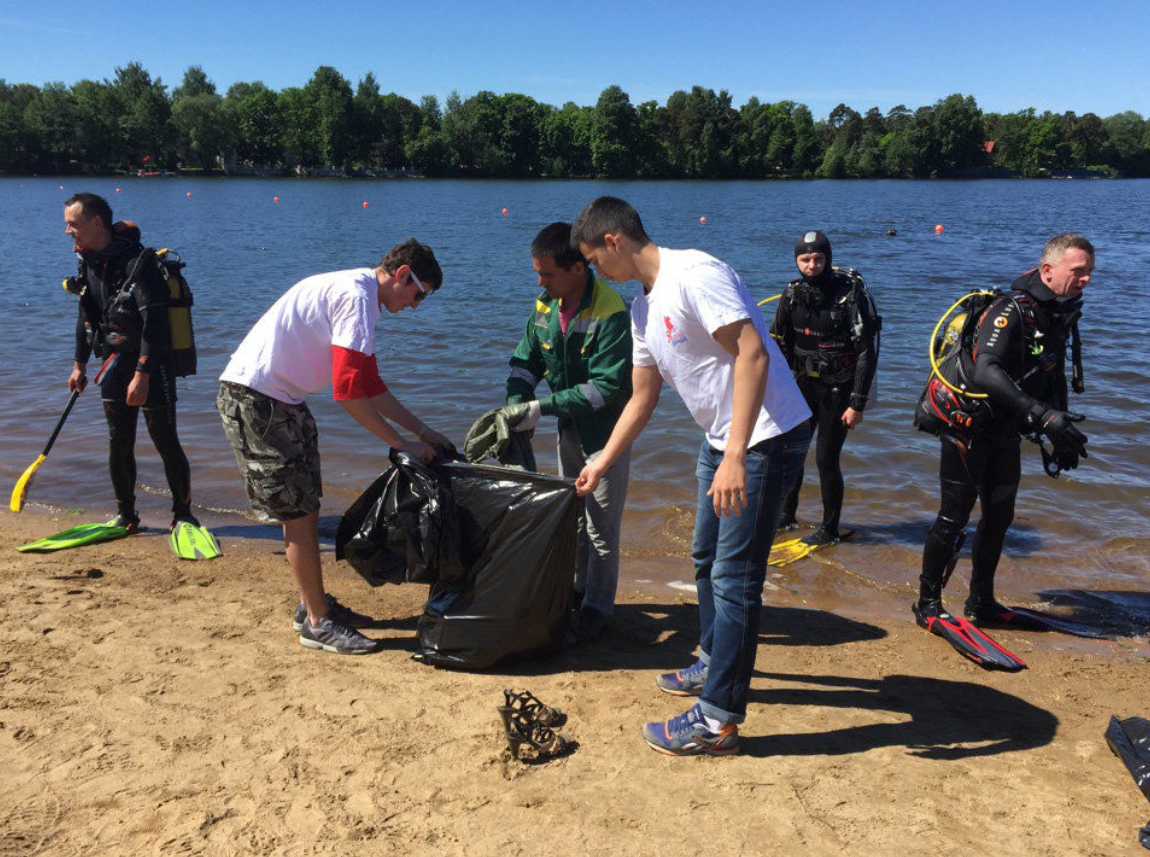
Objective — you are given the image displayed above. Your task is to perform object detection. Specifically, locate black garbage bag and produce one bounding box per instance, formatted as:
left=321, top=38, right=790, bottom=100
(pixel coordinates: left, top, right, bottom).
left=1105, top=715, right=1150, bottom=850
left=414, top=461, right=578, bottom=669
left=336, top=449, right=465, bottom=587
left=336, top=454, right=578, bottom=670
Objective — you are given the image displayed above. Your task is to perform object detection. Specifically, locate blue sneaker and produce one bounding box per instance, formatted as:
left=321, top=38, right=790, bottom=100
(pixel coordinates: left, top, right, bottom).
left=654, top=659, right=708, bottom=696
left=642, top=703, right=739, bottom=756
left=292, top=593, right=375, bottom=632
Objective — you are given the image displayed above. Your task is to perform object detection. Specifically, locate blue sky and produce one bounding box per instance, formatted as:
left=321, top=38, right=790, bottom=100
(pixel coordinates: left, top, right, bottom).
left=1, top=0, right=1145, bottom=119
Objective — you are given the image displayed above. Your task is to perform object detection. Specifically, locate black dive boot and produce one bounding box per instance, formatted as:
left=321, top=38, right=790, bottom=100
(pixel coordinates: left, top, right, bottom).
left=110, top=509, right=142, bottom=534
left=803, top=526, right=840, bottom=548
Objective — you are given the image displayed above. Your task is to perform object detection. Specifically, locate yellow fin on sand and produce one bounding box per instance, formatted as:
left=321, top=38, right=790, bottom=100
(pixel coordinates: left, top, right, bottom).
left=169, top=520, right=222, bottom=560
left=768, top=530, right=855, bottom=568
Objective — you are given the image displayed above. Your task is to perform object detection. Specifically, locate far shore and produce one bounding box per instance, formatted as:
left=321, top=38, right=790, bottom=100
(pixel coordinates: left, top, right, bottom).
left=0, top=169, right=1127, bottom=181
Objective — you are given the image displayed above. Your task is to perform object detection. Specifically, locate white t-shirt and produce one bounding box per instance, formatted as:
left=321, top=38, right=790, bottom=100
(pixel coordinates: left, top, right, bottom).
left=631, top=248, right=809, bottom=451
left=221, top=268, right=382, bottom=404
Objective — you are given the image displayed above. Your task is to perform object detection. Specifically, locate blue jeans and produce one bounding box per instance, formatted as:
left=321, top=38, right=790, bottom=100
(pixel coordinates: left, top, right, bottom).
left=692, top=422, right=811, bottom=723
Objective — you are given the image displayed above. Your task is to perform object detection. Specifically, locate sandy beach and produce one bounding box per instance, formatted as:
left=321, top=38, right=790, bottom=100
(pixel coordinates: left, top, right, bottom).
left=2, top=507, right=1149, bottom=857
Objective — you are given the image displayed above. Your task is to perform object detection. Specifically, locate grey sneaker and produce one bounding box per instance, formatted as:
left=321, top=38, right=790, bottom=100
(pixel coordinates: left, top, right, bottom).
left=292, top=593, right=375, bottom=632
left=655, top=658, right=709, bottom=696
left=299, top=615, right=379, bottom=655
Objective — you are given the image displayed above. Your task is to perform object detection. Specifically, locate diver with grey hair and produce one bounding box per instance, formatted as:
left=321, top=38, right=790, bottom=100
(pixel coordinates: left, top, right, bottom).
left=913, top=234, right=1094, bottom=667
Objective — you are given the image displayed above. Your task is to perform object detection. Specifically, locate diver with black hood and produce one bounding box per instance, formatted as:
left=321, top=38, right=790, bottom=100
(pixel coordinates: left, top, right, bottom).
left=771, top=230, right=880, bottom=554
left=913, top=233, right=1094, bottom=667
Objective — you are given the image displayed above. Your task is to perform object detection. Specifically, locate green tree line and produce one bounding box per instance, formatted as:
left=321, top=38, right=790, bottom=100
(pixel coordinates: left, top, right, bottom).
left=3, top=63, right=1149, bottom=178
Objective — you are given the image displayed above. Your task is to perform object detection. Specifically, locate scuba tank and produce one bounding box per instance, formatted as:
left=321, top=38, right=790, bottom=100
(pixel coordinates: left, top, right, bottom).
left=155, top=249, right=196, bottom=377
left=913, top=288, right=1086, bottom=473
left=913, top=290, right=1000, bottom=443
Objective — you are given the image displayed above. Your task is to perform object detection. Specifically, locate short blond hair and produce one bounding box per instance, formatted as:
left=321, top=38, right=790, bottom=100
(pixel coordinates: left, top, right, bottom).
left=1041, top=234, right=1095, bottom=266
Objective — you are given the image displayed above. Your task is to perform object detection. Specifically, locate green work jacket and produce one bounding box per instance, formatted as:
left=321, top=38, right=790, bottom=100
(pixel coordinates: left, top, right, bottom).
left=506, top=274, right=633, bottom=455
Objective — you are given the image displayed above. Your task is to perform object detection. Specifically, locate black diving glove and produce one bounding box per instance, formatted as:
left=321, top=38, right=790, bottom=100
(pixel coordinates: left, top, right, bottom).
left=1031, top=406, right=1089, bottom=456
left=1056, top=451, right=1080, bottom=472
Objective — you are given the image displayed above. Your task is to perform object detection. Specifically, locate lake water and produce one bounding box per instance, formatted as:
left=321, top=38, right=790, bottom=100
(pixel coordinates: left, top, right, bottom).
left=1, top=177, right=1148, bottom=631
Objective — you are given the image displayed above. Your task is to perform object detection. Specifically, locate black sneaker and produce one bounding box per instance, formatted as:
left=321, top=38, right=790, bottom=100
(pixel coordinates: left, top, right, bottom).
left=292, top=593, right=375, bottom=632
left=298, top=615, right=379, bottom=655
left=566, top=606, right=608, bottom=646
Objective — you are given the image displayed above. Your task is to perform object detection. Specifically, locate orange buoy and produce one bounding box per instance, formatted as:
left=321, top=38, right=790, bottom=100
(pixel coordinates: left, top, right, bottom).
left=501, top=207, right=509, bottom=215
left=363, top=201, right=369, bottom=208
left=273, top=196, right=280, bottom=203
left=699, top=216, right=707, bottom=225
left=115, top=188, right=121, bottom=194
left=185, top=192, right=192, bottom=198
left=934, top=224, right=944, bottom=234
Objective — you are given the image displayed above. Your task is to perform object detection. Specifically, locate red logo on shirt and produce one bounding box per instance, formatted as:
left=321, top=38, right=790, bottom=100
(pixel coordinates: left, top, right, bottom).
left=664, top=316, right=687, bottom=346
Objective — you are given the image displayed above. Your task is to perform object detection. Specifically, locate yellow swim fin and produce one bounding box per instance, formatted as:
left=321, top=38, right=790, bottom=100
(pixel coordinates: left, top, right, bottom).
left=768, top=530, right=855, bottom=567
left=169, top=519, right=222, bottom=560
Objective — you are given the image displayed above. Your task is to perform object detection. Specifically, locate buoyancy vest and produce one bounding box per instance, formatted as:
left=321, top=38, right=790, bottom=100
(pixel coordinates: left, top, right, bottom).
left=914, top=276, right=1082, bottom=444
left=781, top=267, right=879, bottom=385
left=66, top=225, right=197, bottom=376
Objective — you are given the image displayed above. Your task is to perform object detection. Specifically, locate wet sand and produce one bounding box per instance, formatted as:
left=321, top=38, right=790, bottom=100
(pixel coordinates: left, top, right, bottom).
left=3, top=508, right=1149, bottom=856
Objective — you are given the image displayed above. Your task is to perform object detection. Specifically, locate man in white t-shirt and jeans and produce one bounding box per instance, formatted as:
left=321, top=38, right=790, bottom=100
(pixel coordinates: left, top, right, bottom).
left=571, top=197, right=811, bottom=755
left=217, top=238, right=454, bottom=655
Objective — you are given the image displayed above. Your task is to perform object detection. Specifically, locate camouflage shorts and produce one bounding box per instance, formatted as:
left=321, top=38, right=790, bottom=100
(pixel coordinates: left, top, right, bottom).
left=216, top=382, right=321, bottom=522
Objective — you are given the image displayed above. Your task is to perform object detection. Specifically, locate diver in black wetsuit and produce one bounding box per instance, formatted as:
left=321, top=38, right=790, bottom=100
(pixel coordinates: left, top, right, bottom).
left=771, top=230, right=880, bottom=547
left=63, top=192, right=194, bottom=531
left=917, top=233, right=1094, bottom=624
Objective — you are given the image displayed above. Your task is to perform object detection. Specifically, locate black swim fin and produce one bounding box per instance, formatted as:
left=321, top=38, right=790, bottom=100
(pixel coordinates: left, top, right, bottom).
left=1007, top=607, right=1114, bottom=639
left=961, top=598, right=1113, bottom=639
left=912, top=602, right=1028, bottom=672
left=966, top=602, right=1113, bottom=640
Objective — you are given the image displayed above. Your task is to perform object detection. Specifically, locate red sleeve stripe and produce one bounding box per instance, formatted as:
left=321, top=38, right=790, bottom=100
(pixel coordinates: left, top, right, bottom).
left=332, top=345, right=387, bottom=401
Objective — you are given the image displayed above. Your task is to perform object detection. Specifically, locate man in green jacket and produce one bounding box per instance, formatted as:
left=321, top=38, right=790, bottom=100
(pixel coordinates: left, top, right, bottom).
left=504, top=222, right=633, bottom=644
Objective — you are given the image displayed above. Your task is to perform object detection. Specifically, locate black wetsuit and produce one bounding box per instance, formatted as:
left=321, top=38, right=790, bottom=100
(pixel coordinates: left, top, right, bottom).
left=74, top=223, right=191, bottom=523
left=771, top=269, right=879, bottom=535
left=919, top=269, right=1085, bottom=609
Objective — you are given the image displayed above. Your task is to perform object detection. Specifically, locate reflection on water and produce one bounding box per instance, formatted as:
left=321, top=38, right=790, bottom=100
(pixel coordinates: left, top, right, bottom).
left=1, top=178, right=1147, bottom=624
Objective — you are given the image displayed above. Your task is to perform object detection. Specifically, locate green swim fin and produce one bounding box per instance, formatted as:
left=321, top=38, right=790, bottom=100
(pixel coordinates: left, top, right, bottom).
left=768, top=529, right=855, bottom=567
left=17, top=520, right=131, bottom=553
left=169, top=519, right=221, bottom=560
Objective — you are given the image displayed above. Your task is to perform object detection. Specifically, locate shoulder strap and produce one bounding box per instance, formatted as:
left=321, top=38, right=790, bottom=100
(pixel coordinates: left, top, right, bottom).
left=73, top=258, right=102, bottom=324
left=840, top=269, right=881, bottom=344
left=1070, top=320, right=1085, bottom=393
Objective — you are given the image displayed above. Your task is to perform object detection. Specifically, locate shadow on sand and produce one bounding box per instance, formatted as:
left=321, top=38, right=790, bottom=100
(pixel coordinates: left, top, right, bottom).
left=741, top=671, right=1058, bottom=760
left=497, top=603, right=886, bottom=676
